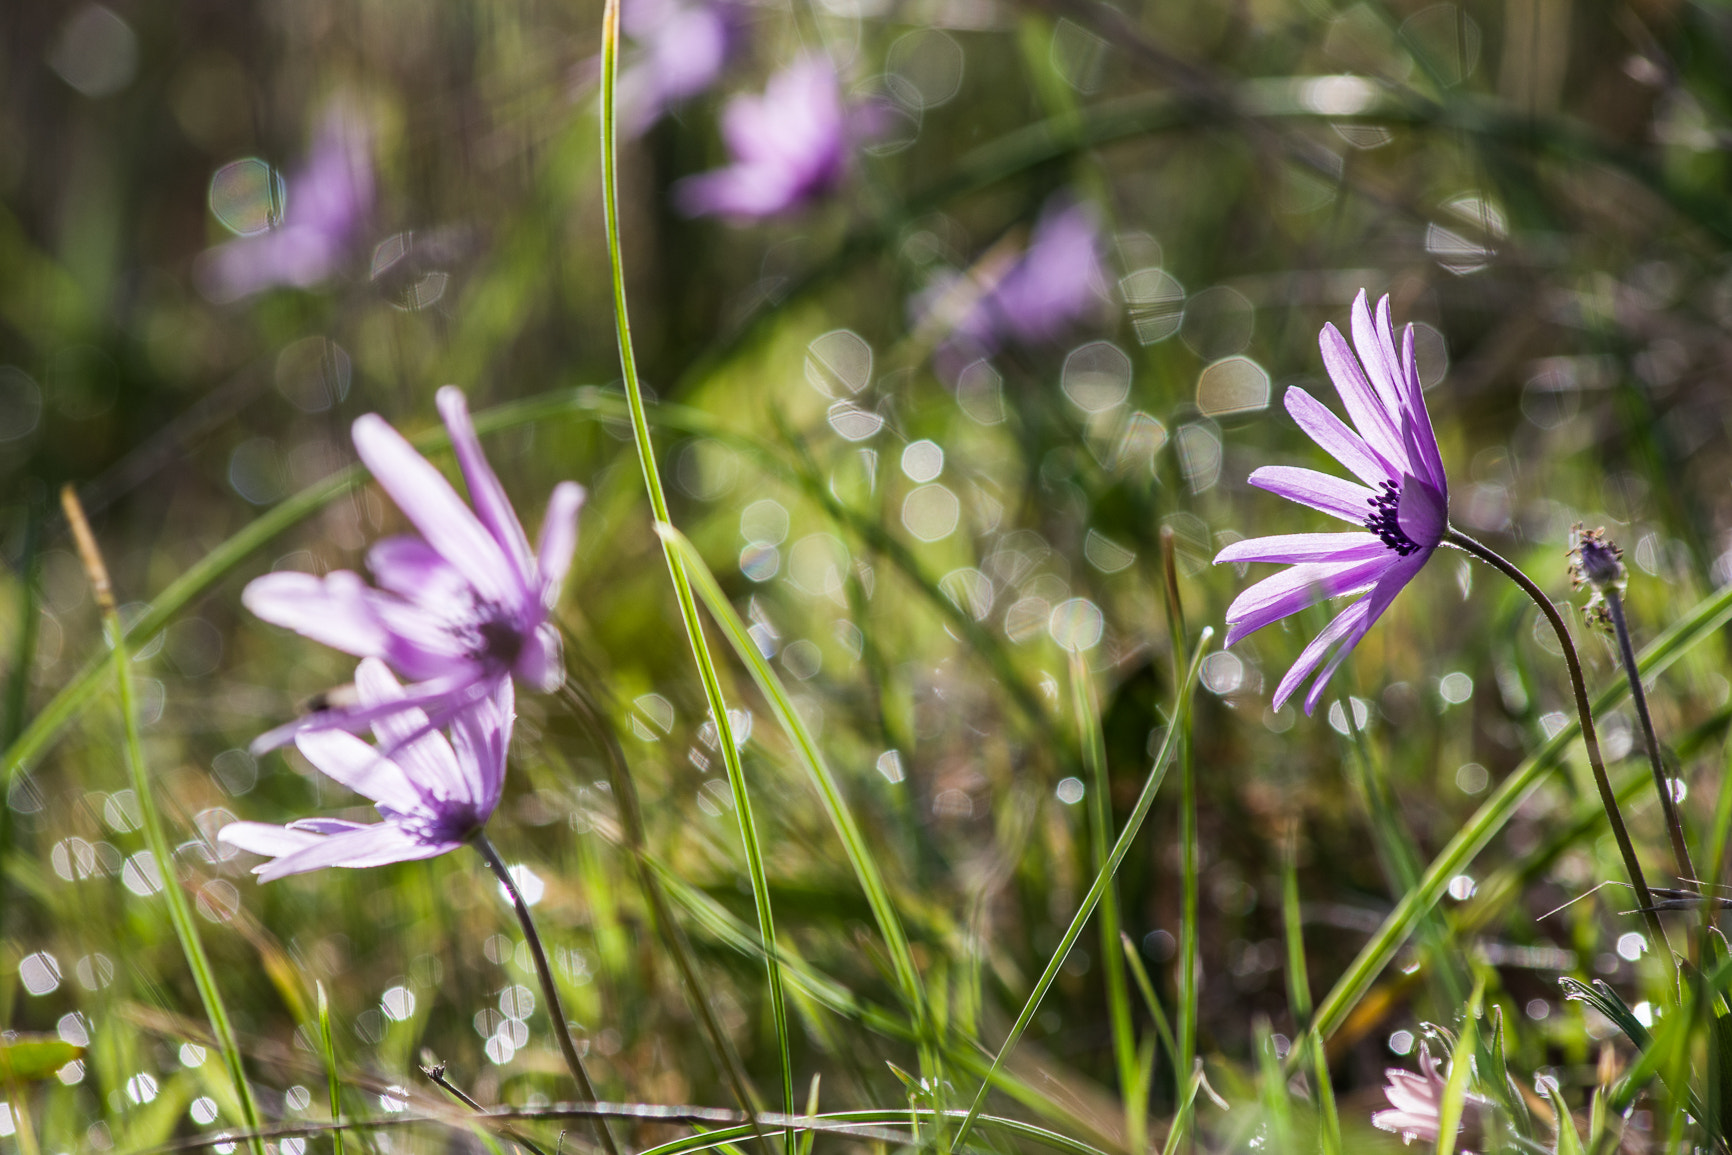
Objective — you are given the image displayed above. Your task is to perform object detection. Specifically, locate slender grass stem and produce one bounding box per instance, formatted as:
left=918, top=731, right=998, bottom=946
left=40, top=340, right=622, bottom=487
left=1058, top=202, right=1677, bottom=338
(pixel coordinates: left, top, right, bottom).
left=315, top=982, right=345, bottom=1155
left=595, top=0, right=794, bottom=1144
left=58, top=487, right=265, bottom=1155
left=953, top=629, right=1213, bottom=1149
left=1160, top=529, right=1200, bottom=1105
left=1067, top=652, right=1140, bottom=1151
left=472, top=833, right=620, bottom=1155
left=1604, top=588, right=1697, bottom=888
left=1280, top=829, right=1339, bottom=1155
left=554, top=678, right=771, bottom=1148
left=1442, top=528, right=1666, bottom=947
left=422, top=1059, right=552, bottom=1155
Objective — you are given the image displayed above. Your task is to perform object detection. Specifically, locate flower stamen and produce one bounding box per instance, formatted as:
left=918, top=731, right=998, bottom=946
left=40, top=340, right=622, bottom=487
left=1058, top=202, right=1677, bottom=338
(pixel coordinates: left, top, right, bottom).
left=1364, top=480, right=1420, bottom=556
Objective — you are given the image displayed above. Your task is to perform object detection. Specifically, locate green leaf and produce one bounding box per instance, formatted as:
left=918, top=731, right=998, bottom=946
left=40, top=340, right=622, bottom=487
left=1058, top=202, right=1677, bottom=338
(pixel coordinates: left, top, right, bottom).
left=0, top=1034, right=81, bottom=1082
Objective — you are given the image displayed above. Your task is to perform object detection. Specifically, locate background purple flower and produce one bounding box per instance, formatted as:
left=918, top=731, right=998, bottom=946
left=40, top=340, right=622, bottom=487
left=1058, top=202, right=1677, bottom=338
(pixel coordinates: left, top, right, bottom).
left=244, top=386, right=583, bottom=750
left=1371, top=1045, right=1487, bottom=1151
left=916, top=197, right=1108, bottom=381
left=619, top=0, right=738, bottom=134
left=219, top=660, right=512, bottom=881
left=198, top=102, right=374, bottom=302
left=674, top=57, right=847, bottom=219
left=1214, top=290, right=1447, bottom=714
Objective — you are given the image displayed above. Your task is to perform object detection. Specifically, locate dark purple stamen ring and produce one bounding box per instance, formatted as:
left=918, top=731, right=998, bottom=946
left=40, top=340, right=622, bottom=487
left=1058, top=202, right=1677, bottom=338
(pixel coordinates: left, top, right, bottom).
left=1365, top=480, right=1420, bottom=556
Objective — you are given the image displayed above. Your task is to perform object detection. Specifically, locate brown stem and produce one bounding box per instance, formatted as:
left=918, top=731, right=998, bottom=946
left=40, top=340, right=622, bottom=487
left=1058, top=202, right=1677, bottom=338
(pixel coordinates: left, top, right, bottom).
left=1442, top=529, right=1668, bottom=950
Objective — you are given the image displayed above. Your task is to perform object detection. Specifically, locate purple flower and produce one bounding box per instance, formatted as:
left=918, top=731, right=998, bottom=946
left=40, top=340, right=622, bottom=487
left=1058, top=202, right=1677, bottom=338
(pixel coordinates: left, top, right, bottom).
left=674, top=57, right=847, bottom=219
left=198, top=103, right=374, bottom=302
left=1370, top=1045, right=1486, bottom=1151
left=219, top=660, right=511, bottom=881
left=1213, top=290, right=1448, bottom=714
left=917, top=197, right=1108, bottom=381
left=619, top=0, right=737, bottom=134
left=243, top=386, right=584, bottom=750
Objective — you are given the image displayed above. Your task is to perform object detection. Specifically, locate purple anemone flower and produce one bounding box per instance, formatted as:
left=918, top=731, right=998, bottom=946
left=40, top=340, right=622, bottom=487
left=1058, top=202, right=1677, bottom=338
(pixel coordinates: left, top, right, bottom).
left=619, top=0, right=737, bottom=134
left=219, top=660, right=511, bottom=881
left=674, top=57, right=847, bottom=219
left=198, top=102, right=374, bottom=302
left=243, top=386, right=583, bottom=751
left=1370, top=1045, right=1487, bottom=1151
left=916, top=197, right=1108, bottom=382
left=1213, top=289, right=1448, bottom=714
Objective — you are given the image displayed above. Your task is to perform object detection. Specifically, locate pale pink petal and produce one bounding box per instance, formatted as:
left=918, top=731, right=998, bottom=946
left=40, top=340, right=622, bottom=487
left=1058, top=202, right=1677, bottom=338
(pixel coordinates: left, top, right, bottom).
left=436, top=387, right=534, bottom=588
left=217, top=821, right=327, bottom=858
left=536, top=482, right=586, bottom=604
left=368, top=536, right=470, bottom=605
left=294, top=728, right=424, bottom=813
left=242, top=570, right=390, bottom=658
left=253, top=823, right=453, bottom=882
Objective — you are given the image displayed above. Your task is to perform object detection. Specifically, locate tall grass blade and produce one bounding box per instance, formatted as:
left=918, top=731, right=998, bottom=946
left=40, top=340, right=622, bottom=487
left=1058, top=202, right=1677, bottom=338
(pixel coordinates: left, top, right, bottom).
left=315, top=983, right=344, bottom=1155
left=596, top=3, right=793, bottom=1145
left=953, top=629, right=1213, bottom=1148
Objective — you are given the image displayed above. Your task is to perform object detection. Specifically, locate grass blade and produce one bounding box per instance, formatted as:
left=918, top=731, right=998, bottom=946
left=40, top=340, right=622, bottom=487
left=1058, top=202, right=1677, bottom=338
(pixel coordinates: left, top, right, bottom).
left=315, top=983, right=343, bottom=1155
left=596, top=4, right=793, bottom=1146
left=953, top=629, right=1214, bottom=1148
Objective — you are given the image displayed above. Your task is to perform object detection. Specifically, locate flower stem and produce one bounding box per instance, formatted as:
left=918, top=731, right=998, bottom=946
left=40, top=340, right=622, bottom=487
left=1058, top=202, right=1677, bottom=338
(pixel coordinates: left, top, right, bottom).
left=472, top=833, right=621, bottom=1155
left=1442, top=529, right=1667, bottom=947
left=1605, top=588, right=1698, bottom=889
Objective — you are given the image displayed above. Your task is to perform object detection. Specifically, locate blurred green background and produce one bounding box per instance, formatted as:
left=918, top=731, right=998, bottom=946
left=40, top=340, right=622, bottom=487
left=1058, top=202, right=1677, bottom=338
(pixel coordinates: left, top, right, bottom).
left=6, top=0, right=1732, bottom=1149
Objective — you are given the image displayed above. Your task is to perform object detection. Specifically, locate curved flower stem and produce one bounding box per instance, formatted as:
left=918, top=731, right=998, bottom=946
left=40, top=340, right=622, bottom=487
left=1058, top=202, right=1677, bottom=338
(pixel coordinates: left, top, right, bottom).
left=473, top=834, right=621, bottom=1155
left=1605, top=588, right=1698, bottom=890
left=1442, top=528, right=1667, bottom=948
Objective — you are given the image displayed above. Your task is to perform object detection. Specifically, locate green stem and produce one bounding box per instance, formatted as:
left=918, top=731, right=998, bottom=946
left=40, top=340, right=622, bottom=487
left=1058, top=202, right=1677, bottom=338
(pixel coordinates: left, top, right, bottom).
left=472, top=833, right=620, bottom=1155
left=1442, top=528, right=1665, bottom=947
left=595, top=2, right=793, bottom=1146
left=953, top=630, right=1213, bottom=1149
left=59, top=487, right=265, bottom=1155
left=1068, top=652, right=1140, bottom=1151
left=1604, top=588, right=1696, bottom=889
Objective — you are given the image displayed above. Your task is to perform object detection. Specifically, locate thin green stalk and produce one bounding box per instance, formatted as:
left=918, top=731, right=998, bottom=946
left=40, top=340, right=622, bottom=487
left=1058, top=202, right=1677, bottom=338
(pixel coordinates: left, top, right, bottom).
left=472, top=834, right=619, bottom=1155
left=1303, top=571, right=1732, bottom=1053
left=656, top=529, right=934, bottom=1083
left=58, top=487, right=265, bottom=1155
left=595, top=2, right=792, bottom=1145
left=1443, top=529, right=1664, bottom=946
left=554, top=677, right=770, bottom=1148
left=1160, top=530, right=1200, bottom=1104
left=953, top=630, right=1213, bottom=1149
left=1432, top=979, right=1483, bottom=1155
left=1604, top=588, right=1696, bottom=888
left=1280, top=833, right=1339, bottom=1155
left=315, top=983, right=344, bottom=1155
left=1067, top=651, right=1140, bottom=1151
left=1119, top=932, right=1179, bottom=1074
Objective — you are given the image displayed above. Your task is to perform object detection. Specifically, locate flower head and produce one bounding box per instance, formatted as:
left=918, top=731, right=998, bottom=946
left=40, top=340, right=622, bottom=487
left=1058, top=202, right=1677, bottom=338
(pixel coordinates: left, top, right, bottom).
left=219, top=660, right=512, bottom=881
left=1371, top=1045, right=1487, bottom=1151
left=199, top=102, right=374, bottom=302
left=243, top=386, right=583, bottom=750
left=918, top=197, right=1108, bottom=381
left=619, top=0, right=739, bottom=134
left=1214, top=290, right=1448, bottom=714
left=1568, top=524, right=1625, bottom=630
left=674, top=57, right=848, bottom=219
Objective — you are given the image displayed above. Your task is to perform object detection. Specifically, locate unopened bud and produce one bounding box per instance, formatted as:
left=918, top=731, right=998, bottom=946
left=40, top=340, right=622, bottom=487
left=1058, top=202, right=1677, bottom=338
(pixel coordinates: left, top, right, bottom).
left=1567, top=524, right=1625, bottom=630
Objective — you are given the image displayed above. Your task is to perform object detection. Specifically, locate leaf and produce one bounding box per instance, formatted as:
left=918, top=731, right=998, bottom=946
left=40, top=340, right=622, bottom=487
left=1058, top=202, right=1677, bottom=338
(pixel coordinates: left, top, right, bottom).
left=0, top=1034, right=83, bottom=1082
left=1538, top=1078, right=1586, bottom=1155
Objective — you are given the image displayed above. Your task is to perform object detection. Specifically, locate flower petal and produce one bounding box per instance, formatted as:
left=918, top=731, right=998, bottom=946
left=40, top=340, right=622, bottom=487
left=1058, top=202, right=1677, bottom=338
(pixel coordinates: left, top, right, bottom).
left=294, top=728, right=424, bottom=814
left=536, top=482, right=586, bottom=604
left=436, top=387, right=535, bottom=588
left=217, top=821, right=328, bottom=858
left=368, top=536, right=471, bottom=605
left=1248, top=466, right=1377, bottom=524
left=1319, top=322, right=1407, bottom=468
left=513, top=623, right=564, bottom=693
left=351, top=413, right=516, bottom=605
left=242, top=570, right=390, bottom=658
left=353, top=659, right=470, bottom=804
left=1396, top=474, right=1447, bottom=550
left=1350, top=290, right=1405, bottom=414
left=1214, top=532, right=1387, bottom=566
left=448, top=678, right=513, bottom=811
left=253, top=823, right=452, bottom=882
left=1223, top=555, right=1391, bottom=645
left=1299, top=549, right=1429, bottom=714
left=1269, top=598, right=1369, bottom=713
left=1283, top=387, right=1393, bottom=487
left=1399, top=323, right=1447, bottom=494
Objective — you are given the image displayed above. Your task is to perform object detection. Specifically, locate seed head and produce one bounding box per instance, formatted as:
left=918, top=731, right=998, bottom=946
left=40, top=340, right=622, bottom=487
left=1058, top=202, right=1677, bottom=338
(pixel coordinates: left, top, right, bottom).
left=1567, top=524, right=1625, bottom=631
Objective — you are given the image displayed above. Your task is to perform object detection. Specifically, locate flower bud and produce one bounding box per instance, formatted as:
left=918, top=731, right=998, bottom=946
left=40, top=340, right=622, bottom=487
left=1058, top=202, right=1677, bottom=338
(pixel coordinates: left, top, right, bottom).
left=1567, top=524, right=1625, bottom=630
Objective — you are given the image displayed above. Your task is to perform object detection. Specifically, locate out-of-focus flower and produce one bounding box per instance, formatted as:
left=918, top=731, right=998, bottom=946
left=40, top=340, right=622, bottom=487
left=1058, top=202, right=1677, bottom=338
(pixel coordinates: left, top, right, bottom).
left=619, top=0, right=738, bottom=134
left=1371, top=1045, right=1486, bottom=1151
left=198, top=103, right=374, bottom=301
left=220, top=661, right=511, bottom=881
left=244, top=386, right=583, bottom=751
left=674, top=57, right=847, bottom=219
left=917, top=197, right=1108, bottom=380
left=1214, top=289, right=1448, bottom=714
left=1568, top=523, right=1626, bottom=629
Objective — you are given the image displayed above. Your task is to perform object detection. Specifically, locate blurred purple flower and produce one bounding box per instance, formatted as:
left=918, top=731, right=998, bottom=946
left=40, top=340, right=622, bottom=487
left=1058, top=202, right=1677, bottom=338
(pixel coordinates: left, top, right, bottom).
left=1370, top=1045, right=1486, bottom=1151
left=198, top=103, right=373, bottom=301
left=619, top=0, right=737, bottom=134
left=244, top=386, right=584, bottom=751
left=220, top=660, right=511, bottom=881
left=1213, top=289, right=1448, bottom=714
left=917, top=198, right=1108, bottom=381
left=674, top=57, right=847, bottom=219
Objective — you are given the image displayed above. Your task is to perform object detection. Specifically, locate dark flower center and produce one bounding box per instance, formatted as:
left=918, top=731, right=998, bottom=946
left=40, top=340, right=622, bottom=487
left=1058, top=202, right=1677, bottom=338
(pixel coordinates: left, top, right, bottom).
left=1365, top=480, right=1421, bottom=556
left=394, top=802, right=485, bottom=844
left=473, top=617, right=525, bottom=668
